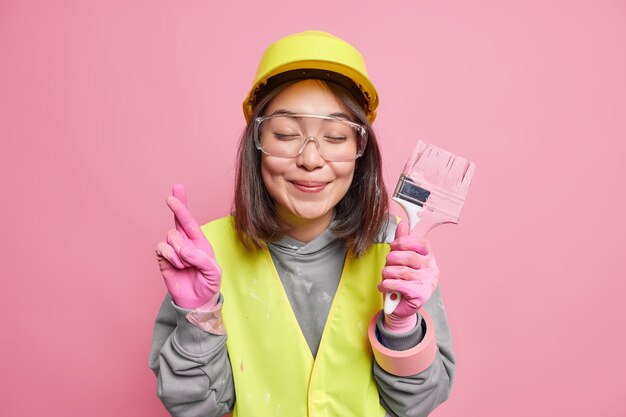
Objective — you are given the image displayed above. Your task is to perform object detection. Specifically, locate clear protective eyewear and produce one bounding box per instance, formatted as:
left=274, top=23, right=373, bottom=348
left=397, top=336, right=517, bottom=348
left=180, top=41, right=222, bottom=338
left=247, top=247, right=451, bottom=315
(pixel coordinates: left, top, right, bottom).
left=253, top=113, right=368, bottom=162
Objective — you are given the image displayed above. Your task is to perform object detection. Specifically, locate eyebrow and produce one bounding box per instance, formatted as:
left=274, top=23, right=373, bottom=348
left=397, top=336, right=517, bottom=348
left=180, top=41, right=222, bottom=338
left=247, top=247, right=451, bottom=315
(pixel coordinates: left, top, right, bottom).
left=269, top=109, right=352, bottom=120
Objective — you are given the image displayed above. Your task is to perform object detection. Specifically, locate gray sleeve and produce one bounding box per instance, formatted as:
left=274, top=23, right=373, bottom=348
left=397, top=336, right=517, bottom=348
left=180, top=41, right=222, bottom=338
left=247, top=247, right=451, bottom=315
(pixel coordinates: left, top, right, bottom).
left=373, top=285, right=456, bottom=417
left=148, top=293, right=235, bottom=417
left=376, top=313, right=425, bottom=350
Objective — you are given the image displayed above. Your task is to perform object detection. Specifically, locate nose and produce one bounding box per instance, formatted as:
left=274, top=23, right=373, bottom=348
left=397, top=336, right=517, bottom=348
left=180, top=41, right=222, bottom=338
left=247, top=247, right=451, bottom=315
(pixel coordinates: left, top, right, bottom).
left=295, top=136, right=325, bottom=170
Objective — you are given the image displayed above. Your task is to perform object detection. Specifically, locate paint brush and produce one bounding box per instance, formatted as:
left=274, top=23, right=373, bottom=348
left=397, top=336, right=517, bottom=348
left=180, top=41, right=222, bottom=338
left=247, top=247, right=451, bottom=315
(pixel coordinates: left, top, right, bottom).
left=384, top=140, right=476, bottom=315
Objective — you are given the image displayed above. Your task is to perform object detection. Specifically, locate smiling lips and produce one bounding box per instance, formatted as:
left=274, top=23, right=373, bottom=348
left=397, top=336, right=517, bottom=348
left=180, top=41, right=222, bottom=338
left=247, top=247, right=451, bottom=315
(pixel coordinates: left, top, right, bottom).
left=290, top=180, right=329, bottom=193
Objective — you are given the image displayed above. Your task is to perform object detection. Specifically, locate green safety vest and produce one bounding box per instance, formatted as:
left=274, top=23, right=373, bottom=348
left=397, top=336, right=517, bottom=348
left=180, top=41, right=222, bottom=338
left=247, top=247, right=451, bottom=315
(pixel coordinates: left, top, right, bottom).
left=201, top=216, right=389, bottom=417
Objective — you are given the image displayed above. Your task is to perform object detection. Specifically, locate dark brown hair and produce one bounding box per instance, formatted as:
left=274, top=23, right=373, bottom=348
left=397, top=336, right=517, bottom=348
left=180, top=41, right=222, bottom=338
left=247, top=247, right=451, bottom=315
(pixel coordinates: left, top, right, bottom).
left=232, top=77, right=389, bottom=257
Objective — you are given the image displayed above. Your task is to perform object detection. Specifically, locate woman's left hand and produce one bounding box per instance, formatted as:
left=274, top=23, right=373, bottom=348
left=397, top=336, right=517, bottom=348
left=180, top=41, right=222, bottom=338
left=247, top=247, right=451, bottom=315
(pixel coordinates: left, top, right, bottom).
left=377, top=220, right=440, bottom=333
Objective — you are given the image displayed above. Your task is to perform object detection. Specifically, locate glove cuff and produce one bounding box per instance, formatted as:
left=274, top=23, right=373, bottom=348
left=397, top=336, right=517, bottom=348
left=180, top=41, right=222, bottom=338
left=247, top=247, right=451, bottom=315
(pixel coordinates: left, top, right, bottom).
left=185, top=294, right=226, bottom=335
left=383, top=312, right=418, bottom=334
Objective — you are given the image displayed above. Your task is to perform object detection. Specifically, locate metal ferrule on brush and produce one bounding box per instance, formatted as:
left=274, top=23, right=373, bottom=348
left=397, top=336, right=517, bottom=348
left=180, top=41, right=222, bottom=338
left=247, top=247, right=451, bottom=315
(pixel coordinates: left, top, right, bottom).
left=393, top=175, right=431, bottom=207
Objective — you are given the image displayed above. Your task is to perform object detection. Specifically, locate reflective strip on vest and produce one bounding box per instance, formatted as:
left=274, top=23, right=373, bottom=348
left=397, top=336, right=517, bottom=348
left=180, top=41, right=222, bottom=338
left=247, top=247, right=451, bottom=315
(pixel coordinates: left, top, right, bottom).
left=202, top=217, right=388, bottom=417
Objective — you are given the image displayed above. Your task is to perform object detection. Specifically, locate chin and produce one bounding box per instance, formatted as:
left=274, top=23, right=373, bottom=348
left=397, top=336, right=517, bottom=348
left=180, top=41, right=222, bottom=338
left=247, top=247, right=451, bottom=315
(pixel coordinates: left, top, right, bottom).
left=292, top=208, right=331, bottom=221
left=285, top=203, right=334, bottom=222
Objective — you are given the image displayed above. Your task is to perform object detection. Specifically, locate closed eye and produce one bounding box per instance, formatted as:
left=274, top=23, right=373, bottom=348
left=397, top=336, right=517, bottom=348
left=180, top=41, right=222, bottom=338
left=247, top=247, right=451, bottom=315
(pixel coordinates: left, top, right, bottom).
left=274, top=133, right=301, bottom=141
left=324, top=136, right=348, bottom=143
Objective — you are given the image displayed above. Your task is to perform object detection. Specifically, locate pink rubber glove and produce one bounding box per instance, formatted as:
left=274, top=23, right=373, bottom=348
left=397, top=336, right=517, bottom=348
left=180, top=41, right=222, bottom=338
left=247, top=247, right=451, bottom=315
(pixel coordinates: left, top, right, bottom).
left=155, top=184, right=222, bottom=309
left=377, top=220, right=440, bottom=333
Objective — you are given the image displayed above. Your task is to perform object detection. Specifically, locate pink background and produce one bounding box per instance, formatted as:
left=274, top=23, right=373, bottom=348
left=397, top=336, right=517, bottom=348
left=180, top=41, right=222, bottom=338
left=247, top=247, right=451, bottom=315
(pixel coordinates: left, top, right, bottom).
left=1, top=0, right=625, bottom=416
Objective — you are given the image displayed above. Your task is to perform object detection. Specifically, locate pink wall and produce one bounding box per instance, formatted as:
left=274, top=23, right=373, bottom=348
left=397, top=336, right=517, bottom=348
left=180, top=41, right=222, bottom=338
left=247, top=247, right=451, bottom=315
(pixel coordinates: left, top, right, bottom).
left=2, top=0, right=625, bottom=415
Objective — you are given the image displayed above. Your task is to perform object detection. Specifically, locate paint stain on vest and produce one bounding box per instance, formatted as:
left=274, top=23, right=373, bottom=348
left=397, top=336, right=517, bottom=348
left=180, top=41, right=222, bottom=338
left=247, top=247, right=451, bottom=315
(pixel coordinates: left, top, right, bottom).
left=248, top=289, right=261, bottom=303
left=240, top=360, right=244, bottom=372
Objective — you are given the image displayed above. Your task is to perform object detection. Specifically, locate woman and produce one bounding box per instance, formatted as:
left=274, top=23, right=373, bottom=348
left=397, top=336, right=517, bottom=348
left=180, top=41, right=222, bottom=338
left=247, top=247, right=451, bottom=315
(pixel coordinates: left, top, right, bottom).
left=150, top=30, right=455, bottom=417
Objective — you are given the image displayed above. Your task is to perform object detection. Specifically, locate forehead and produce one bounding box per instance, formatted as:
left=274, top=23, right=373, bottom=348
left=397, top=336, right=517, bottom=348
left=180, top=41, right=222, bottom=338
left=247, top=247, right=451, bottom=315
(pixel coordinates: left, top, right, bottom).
left=264, top=79, right=350, bottom=117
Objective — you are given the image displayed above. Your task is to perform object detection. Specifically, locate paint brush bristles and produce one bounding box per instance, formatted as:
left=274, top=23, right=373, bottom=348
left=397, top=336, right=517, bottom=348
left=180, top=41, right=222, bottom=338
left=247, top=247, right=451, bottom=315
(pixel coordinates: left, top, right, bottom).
left=393, top=141, right=475, bottom=234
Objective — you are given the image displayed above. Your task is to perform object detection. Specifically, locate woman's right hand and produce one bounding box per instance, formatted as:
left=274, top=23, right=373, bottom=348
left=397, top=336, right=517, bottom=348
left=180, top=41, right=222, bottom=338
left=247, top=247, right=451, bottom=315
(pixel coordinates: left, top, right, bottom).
left=155, top=184, right=222, bottom=309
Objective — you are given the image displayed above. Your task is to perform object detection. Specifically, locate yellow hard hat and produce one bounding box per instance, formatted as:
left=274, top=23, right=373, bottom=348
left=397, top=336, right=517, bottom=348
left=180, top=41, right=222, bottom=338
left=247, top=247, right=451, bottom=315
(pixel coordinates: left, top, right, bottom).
left=243, top=30, right=379, bottom=124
